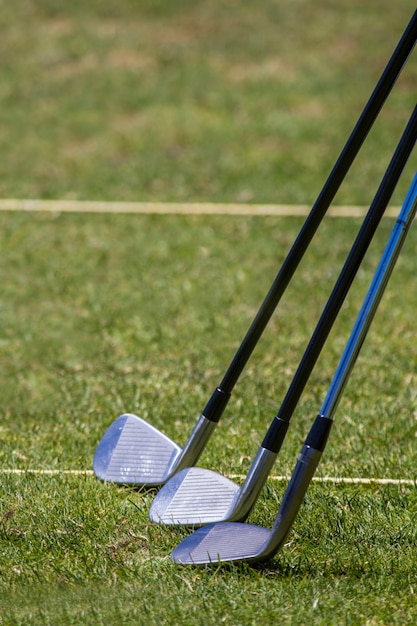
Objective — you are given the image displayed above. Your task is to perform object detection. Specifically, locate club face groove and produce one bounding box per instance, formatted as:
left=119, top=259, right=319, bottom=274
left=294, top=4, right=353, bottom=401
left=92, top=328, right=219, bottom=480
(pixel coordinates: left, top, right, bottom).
left=171, top=522, right=271, bottom=565
left=93, top=414, right=182, bottom=485
left=149, top=467, right=240, bottom=525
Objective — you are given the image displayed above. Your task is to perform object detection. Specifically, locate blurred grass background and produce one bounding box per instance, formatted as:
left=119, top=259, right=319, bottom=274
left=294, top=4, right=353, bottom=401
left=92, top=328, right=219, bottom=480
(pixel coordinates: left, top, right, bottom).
left=0, top=0, right=415, bottom=204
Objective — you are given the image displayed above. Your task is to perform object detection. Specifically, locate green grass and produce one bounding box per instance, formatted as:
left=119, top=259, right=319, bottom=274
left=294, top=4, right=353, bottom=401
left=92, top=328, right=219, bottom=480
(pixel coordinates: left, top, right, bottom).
left=0, top=0, right=415, bottom=204
left=2, top=478, right=417, bottom=625
left=1, top=210, right=417, bottom=624
left=1, top=1, right=417, bottom=624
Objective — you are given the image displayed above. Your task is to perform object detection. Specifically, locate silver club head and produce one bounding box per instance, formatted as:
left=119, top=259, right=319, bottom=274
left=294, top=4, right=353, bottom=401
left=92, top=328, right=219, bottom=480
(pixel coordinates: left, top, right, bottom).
left=171, top=442, right=327, bottom=565
left=93, top=414, right=182, bottom=486
left=171, top=522, right=272, bottom=564
left=149, top=447, right=277, bottom=525
left=149, top=467, right=240, bottom=525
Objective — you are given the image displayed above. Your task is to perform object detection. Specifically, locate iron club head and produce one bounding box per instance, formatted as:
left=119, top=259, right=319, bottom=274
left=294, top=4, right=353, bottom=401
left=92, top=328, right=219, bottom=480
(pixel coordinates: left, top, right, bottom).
left=93, top=412, right=218, bottom=486
left=171, top=441, right=326, bottom=565
left=149, top=467, right=241, bottom=525
left=93, top=414, right=183, bottom=486
left=171, top=522, right=272, bottom=565
left=149, top=447, right=277, bottom=525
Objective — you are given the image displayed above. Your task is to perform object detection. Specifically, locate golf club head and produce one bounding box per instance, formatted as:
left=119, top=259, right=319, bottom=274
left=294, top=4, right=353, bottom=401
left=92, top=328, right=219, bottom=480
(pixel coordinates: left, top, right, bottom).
left=93, top=414, right=182, bottom=486
left=149, top=467, right=240, bottom=525
left=171, top=522, right=272, bottom=565
left=149, top=447, right=278, bottom=525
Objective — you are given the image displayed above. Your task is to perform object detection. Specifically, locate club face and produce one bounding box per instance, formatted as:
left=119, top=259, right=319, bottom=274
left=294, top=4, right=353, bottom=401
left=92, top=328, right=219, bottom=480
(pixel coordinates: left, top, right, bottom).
left=171, top=522, right=271, bottom=565
left=93, top=414, right=182, bottom=486
left=149, top=467, right=240, bottom=525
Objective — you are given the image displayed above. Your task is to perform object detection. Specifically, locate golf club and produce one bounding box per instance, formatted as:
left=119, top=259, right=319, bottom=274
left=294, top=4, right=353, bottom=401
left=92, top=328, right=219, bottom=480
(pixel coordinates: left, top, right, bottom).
left=171, top=170, right=417, bottom=564
left=93, top=11, right=417, bottom=486
left=150, top=107, right=417, bottom=524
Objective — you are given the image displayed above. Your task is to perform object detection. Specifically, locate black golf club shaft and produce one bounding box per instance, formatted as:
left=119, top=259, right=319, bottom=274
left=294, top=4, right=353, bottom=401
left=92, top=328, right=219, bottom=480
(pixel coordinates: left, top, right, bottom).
left=203, top=10, right=417, bottom=423
left=262, top=105, right=417, bottom=454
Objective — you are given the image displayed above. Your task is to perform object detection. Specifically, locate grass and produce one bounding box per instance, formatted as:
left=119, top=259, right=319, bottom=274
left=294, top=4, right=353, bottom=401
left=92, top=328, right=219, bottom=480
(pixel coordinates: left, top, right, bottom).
left=0, top=0, right=416, bottom=204
left=1, top=210, right=417, bottom=625
left=0, top=1, right=417, bottom=624
left=2, top=477, right=417, bottom=624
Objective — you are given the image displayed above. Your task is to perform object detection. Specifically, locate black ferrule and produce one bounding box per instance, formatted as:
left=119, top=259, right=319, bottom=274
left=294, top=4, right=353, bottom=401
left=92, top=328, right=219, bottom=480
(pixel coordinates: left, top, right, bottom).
left=304, top=414, right=333, bottom=451
left=261, top=416, right=290, bottom=453
left=202, top=387, right=232, bottom=423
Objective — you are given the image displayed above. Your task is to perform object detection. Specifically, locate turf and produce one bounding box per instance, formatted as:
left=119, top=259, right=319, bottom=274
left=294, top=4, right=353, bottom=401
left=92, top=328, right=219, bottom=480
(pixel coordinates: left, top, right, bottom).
left=1, top=1, right=417, bottom=624
left=1, top=211, right=417, bottom=624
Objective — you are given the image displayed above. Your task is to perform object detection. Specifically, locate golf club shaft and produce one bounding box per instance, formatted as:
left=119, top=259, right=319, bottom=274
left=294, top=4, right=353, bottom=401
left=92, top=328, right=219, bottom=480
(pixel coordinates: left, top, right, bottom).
left=264, top=172, right=417, bottom=559
left=203, top=10, right=417, bottom=424
left=321, top=173, right=417, bottom=418
left=262, top=105, right=417, bottom=454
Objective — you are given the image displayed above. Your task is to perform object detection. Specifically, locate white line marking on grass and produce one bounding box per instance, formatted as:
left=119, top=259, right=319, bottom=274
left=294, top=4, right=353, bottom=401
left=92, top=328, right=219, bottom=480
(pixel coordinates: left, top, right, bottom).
left=0, top=199, right=402, bottom=218
left=0, top=468, right=415, bottom=486
left=230, top=474, right=417, bottom=486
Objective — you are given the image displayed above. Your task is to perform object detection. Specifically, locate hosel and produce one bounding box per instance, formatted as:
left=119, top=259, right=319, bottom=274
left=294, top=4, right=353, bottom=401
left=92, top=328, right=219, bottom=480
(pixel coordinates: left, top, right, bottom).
left=170, top=387, right=231, bottom=476
left=260, top=414, right=333, bottom=561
